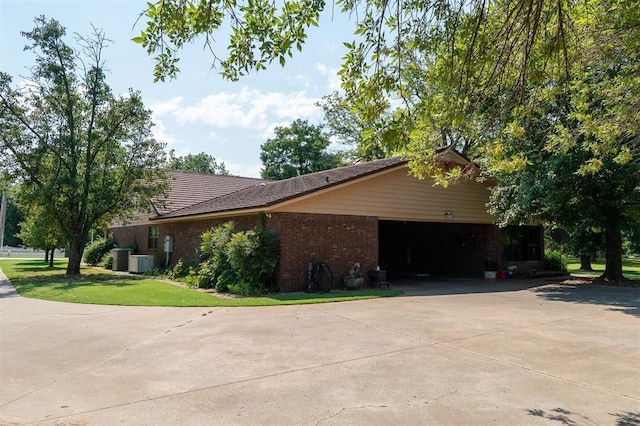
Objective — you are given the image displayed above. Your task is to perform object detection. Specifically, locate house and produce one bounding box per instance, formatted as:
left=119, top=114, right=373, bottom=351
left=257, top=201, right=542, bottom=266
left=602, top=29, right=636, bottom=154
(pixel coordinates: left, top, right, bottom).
left=110, top=152, right=544, bottom=291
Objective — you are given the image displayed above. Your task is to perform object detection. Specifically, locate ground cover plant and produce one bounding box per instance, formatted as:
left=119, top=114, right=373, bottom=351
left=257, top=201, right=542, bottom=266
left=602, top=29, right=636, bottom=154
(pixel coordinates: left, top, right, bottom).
left=0, top=259, right=400, bottom=306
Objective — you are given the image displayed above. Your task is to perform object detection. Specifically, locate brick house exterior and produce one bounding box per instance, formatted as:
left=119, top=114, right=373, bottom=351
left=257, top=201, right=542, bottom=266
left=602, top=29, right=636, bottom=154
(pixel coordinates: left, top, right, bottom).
left=110, top=152, right=543, bottom=292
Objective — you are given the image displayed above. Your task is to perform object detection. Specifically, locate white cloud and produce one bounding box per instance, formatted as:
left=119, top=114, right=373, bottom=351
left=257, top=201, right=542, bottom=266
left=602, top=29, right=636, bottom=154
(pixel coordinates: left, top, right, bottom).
left=150, top=97, right=184, bottom=117
left=151, top=118, right=176, bottom=146
left=208, top=131, right=229, bottom=143
left=315, top=63, right=342, bottom=92
left=171, top=87, right=321, bottom=130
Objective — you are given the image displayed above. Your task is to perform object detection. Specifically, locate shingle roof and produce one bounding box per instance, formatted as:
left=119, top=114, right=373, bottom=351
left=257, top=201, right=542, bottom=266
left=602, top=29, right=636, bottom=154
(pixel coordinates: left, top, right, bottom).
left=155, top=157, right=407, bottom=220
left=153, top=171, right=266, bottom=214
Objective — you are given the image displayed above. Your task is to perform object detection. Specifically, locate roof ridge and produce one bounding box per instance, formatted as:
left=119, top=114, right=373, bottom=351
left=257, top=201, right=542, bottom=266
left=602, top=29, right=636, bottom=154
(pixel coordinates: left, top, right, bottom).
left=167, top=170, right=266, bottom=181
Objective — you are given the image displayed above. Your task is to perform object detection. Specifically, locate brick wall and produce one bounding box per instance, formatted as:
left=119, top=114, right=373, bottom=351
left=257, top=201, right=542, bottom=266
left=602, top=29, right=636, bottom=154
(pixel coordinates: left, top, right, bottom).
left=111, top=212, right=378, bottom=292
left=270, top=212, right=378, bottom=292
left=111, top=215, right=262, bottom=267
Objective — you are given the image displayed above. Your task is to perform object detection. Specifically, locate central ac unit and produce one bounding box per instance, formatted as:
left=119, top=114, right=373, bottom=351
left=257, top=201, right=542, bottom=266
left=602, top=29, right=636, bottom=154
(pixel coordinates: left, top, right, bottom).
left=128, top=255, right=154, bottom=273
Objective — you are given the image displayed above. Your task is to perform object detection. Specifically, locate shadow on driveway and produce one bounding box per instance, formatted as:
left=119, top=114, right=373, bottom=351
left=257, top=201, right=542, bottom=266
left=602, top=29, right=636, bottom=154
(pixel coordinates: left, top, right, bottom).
left=387, top=274, right=553, bottom=296
left=532, top=283, right=640, bottom=318
left=525, top=407, right=640, bottom=426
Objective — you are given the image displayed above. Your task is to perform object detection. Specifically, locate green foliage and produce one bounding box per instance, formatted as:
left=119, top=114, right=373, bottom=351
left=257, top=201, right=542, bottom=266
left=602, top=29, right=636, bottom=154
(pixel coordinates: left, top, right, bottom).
left=166, top=150, right=229, bottom=174
left=100, top=252, right=114, bottom=269
left=167, top=259, right=196, bottom=279
left=260, top=119, right=342, bottom=180
left=0, top=17, right=167, bottom=275
left=191, top=222, right=279, bottom=295
left=135, top=0, right=324, bottom=82
left=544, top=250, right=567, bottom=272
left=83, top=238, right=116, bottom=266
left=317, top=92, right=391, bottom=163
left=0, top=190, right=24, bottom=247
left=17, top=208, right=66, bottom=252
left=227, top=227, right=279, bottom=294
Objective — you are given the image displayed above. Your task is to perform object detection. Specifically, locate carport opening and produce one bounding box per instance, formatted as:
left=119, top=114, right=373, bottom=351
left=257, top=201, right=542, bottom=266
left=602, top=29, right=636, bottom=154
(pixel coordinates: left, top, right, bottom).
left=378, top=220, right=496, bottom=278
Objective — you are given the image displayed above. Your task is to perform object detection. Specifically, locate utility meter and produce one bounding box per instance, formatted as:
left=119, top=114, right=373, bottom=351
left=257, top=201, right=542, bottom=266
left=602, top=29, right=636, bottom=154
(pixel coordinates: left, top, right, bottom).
left=163, top=235, right=173, bottom=253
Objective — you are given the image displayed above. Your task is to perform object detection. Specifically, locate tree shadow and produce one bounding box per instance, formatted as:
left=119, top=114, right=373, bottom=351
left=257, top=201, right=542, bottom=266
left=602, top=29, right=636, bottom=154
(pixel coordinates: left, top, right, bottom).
left=611, top=411, right=640, bottom=426
left=533, top=283, right=640, bottom=318
left=526, top=408, right=640, bottom=425
left=526, top=407, right=583, bottom=425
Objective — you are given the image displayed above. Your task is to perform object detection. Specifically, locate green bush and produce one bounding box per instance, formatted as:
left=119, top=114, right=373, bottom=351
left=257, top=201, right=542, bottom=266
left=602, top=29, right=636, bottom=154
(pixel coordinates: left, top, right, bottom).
left=84, top=237, right=116, bottom=266
left=100, top=252, right=114, bottom=269
left=544, top=249, right=567, bottom=272
left=190, top=222, right=279, bottom=295
left=227, top=227, right=279, bottom=294
left=167, top=259, right=196, bottom=279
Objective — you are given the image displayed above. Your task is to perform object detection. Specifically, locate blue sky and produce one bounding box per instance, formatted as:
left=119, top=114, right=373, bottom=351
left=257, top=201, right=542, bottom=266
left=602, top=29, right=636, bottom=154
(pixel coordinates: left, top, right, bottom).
left=0, top=0, right=355, bottom=177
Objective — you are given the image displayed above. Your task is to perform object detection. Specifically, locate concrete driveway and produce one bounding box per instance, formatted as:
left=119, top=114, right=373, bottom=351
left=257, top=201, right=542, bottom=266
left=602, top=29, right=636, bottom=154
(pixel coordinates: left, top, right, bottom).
left=1, top=270, right=639, bottom=425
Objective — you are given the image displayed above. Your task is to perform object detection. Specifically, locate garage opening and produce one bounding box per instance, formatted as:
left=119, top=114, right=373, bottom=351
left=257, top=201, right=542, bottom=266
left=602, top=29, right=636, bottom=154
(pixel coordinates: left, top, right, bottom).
left=378, top=220, right=498, bottom=278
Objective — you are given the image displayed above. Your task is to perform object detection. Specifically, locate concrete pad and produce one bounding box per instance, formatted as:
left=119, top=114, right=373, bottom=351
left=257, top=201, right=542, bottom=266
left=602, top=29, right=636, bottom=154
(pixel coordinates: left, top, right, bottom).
left=1, top=269, right=639, bottom=425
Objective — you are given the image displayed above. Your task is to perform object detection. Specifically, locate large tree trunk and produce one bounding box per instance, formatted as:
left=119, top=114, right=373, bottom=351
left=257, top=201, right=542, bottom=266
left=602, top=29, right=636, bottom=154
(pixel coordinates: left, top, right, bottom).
left=49, top=247, right=54, bottom=268
left=602, top=221, right=624, bottom=281
left=579, top=254, right=593, bottom=271
left=44, top=248, right=49, bottom=263
left=66, top=238, right=84, bottom=276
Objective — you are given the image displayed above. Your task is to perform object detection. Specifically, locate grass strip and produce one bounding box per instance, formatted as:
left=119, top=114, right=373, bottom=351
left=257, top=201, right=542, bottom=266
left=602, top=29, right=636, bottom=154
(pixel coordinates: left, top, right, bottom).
left=0, top=259, right=401, bottom=307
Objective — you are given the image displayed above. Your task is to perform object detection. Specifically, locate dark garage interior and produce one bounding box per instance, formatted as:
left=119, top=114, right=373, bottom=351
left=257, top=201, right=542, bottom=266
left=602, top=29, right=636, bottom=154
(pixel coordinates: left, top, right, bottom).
left=378, top=220, right=499, bottom=278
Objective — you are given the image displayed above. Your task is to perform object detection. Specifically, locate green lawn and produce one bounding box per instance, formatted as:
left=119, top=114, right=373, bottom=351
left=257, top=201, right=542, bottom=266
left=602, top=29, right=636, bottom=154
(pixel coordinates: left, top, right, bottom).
left=0, top=259, right=401, bottom=307
left=566, top=257, right=640, bottom=281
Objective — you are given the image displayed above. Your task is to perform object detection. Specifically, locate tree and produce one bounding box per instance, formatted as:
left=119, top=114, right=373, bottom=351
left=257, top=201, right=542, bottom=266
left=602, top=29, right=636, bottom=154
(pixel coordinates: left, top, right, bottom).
left=167, top=150, right=229, bottom=174
left=0, top=17, right=167, bottom=275
left=17, top=208, right=66, bottom=267
left=318, top=91, right=392, bottom=163
left=260, top=119, right=341, bottom=180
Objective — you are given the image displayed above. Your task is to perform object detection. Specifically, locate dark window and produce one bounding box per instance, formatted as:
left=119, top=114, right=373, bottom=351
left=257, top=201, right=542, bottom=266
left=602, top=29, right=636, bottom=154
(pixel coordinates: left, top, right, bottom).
left=148, top=226, right=159, bottom=249
left=502, top=226, right=541, bottom=261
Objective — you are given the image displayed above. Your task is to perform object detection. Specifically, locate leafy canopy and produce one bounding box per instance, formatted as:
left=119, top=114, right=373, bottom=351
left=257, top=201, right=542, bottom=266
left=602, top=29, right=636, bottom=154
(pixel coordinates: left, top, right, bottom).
left=260, top=119, right=341, bottom=180
left=0, top=17, right=167, bottom=275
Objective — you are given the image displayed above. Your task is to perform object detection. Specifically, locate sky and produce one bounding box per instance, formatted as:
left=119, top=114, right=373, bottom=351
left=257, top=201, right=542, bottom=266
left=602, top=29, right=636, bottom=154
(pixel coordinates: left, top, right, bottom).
left=0, top=0, right=356, bottom=177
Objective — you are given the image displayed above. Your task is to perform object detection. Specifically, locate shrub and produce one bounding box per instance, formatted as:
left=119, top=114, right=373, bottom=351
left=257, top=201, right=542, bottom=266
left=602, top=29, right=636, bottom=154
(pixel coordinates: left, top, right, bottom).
left=227, top=227, right=279, bottom=294
left=544, top=249, right=567, bottom=272
left=191, top=222, right=279, bottom=295
left=167, top=259, right=196, bottom=279
left=100, top=252, right=114, bottom=269
left=84, top=237, right=116, bottom=266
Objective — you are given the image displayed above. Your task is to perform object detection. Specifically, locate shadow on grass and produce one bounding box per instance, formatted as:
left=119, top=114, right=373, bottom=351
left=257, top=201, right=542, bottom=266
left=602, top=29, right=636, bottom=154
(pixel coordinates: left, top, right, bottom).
left=3, top=259, right=145, bottom=297
left=533, top=283, right=640, bottom=318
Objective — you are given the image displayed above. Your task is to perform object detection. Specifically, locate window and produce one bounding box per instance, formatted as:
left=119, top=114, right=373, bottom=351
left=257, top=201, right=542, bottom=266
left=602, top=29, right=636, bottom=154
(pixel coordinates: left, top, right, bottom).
left=502, top=226, right=541, bottom=261
left=148, top=226, right=159, bottom=249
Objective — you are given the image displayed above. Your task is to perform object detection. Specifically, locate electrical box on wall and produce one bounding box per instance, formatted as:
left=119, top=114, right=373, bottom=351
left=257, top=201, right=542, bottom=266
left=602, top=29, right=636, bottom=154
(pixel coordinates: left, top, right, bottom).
left=164, top=235, right=173, bottom=253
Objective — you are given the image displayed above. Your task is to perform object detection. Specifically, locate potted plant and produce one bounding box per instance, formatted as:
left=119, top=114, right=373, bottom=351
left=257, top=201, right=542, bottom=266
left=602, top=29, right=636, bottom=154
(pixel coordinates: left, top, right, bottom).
left=343, top=262, right=364, bottom=289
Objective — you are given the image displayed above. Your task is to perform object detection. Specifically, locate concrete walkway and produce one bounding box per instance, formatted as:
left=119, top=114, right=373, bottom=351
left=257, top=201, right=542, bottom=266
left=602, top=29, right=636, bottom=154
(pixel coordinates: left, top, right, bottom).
left=1, top=269, right=639, bottom=425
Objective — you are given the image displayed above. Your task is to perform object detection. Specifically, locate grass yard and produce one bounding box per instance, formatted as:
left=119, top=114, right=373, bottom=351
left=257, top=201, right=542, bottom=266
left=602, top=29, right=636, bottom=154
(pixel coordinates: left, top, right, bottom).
left=566, top=257, right=640, bottom=281
left=0, top=259, right=401, bottom=307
